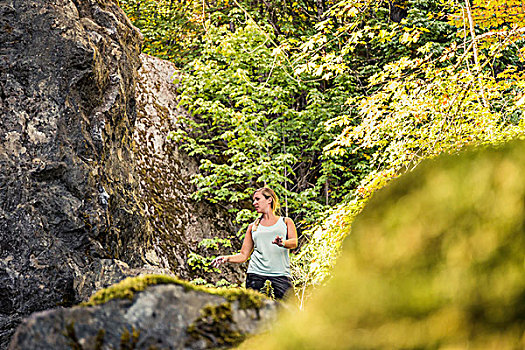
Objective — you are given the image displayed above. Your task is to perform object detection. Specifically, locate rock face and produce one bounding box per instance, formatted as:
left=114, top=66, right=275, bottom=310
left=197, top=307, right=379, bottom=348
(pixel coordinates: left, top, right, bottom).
left=0, top=0, right=243, bottom=347
left=133, top=54, right=245, bottom=283
left=244, top=141, right=525, bottom=349
left=9, top=276, right=276, bottom=350
left=0, top=0, right=144, bottom=346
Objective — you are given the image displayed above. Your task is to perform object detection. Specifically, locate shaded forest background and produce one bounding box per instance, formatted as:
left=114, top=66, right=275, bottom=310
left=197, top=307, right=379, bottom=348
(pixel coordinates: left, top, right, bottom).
left=118, top=0, right=525, bottom=304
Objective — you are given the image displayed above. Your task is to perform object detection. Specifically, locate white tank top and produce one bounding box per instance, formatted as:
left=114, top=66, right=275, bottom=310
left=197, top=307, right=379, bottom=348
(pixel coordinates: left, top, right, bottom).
left=247, top=217, right=290, bottom=277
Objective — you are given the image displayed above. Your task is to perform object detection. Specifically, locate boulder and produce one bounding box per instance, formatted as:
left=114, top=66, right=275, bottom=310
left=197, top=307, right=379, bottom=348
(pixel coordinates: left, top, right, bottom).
left=0, top=0, right=144, bottom=345
left=0, top=0, right=243, bottom=347
left=9, top=275, right=277, bottom=350
left=243, top=141, right=525, bottom=349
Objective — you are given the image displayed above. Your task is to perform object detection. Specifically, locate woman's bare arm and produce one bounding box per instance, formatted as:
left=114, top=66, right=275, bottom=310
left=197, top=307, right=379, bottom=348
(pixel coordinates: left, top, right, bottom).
left=272, top=217, right=298, bottom=249
left=212, top=224, right=254, bottom=267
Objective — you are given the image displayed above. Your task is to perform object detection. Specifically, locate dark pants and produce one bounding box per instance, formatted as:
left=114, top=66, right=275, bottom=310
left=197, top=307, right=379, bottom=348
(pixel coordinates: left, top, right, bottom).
left=246, top=273, right=293, bottom=300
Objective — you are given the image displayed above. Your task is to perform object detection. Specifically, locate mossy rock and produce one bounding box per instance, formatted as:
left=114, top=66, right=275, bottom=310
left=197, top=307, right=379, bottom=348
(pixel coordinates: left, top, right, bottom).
left=83, top=274, right=266, bottom=310
left=244, top=140, right=525, bottom=349
left=11, top=275, right=277, bottom=349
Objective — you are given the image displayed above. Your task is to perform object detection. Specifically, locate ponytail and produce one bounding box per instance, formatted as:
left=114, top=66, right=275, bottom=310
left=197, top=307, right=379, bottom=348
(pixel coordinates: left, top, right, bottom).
left=251, top=215, right=263, bottom=233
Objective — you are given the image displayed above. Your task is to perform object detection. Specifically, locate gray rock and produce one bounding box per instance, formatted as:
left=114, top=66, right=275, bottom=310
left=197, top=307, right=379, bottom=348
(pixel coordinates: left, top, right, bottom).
left=0, top=0, right=144, bottom=346
left=134, top=54, right=245, bottom=283
left=75, top=259, right=176, bottom=302
left=0, top=1, right=242, bottom=347
left=9, top=281, right=277, bottom=350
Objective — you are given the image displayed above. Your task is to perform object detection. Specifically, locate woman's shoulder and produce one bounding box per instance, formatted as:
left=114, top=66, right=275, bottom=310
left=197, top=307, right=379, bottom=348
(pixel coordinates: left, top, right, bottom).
left=282, top=216, right=293, bottom=224
left=249, top=218, right=260, bottom=232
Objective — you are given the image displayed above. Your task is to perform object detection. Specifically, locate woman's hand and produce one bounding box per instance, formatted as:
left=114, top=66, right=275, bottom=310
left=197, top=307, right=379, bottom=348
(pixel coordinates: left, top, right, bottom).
left=212, top=256, right=229, bottom=268
left=272, top=236, right=284, bottom=247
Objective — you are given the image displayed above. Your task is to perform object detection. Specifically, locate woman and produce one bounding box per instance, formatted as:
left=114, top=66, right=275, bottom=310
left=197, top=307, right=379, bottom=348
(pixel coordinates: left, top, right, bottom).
left=212, top=187, right=297, bottom=299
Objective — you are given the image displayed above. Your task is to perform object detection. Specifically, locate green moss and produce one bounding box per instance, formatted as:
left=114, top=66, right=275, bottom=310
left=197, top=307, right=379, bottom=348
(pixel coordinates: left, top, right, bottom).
left=120, top=327, right=140, bottom=350
left=62, top=322, right=82, bottom=350
left=82, top=275, right=184, bottom=306
left=219, top=287, right=266, bottom=310
left=94, top=329, right=105, bottom=350
left=260, top=280, right=275, bottom=300
left=185, top=303, right=245, bottom=348
left=82, top=274, right=267, bottom=309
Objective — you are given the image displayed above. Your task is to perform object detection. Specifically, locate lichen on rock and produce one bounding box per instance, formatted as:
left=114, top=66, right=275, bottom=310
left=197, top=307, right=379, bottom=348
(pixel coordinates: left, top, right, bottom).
left=186, top=303, right=246, bottom=349
left=0, top=0, right=144, bottom=346
left=133, top=54, right=246, bottom=284
left=0, top=1, right=245, bottom=347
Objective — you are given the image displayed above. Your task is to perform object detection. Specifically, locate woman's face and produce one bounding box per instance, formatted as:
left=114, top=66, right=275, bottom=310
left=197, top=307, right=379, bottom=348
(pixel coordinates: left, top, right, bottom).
left=253, top=191, right=272, bottom=214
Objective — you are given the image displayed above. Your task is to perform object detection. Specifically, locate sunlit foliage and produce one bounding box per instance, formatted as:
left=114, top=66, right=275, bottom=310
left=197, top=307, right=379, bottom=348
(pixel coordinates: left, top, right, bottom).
left=169, top=21, right=331, bottom=226
left=303, top=0, right=525, bottom=299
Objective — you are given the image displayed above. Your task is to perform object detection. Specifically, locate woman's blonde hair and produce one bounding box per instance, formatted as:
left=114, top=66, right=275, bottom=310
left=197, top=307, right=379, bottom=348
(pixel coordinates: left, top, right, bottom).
left=252, top=187, right=281, bottom=232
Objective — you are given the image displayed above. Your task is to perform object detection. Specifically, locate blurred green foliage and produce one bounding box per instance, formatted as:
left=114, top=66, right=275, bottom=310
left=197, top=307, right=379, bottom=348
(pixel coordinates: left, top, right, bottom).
left=244, top=140, right=525, bottom=349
